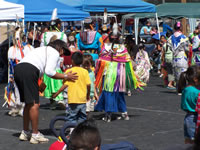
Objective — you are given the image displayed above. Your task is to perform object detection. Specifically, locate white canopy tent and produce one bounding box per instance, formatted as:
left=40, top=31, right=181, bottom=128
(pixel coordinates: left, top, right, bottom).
left=0, top=0, right=24, bottom=21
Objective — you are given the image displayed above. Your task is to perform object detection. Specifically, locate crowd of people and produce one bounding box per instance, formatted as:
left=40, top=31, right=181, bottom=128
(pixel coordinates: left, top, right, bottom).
left=4, top=15, right=200, bottom=149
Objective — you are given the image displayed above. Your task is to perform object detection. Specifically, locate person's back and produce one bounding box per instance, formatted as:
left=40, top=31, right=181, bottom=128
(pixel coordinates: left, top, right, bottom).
left=63, top=52, right=91, bottom=124
left=181, top=86, right=200, bottom=112
left=65, top=66, right=91, bottom=104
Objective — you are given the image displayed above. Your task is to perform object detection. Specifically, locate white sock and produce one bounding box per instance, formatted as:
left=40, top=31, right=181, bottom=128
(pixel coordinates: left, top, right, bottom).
left=32, top=132, right=39, bottom=136
left=23, top=130, right=30, bottom=134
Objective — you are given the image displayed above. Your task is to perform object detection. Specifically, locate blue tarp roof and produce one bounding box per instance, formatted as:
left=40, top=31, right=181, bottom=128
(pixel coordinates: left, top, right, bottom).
left=6, top=0, right=89, bottom=21
left=82, top=0, right=156, bottom=13
left=57, top=0, right=83, bottom=10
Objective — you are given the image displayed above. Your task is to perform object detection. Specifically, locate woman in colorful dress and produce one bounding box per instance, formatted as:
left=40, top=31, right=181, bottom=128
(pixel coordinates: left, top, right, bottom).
left=95, top=31, right=144, bottom=122
left=41, top=18, right=67, bottom=108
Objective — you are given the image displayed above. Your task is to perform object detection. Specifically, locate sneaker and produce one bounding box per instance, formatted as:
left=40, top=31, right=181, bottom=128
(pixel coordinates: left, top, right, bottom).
left=167, top=86, right=176, bottom=90
left=50, top=100, right=57, bottom=110
left=127, top=90, right=131, bottom=96
left=19, top=130, right=31, bottom=141
left=117, top=116, right=122, bottom=120
left=124, top=115, right=130, bottom=121
left=8, top=108, right=19, bottom=117
left=30, top=132, right=49, bottom=144
left=58, top=101, right=66, bottom=110
left=122, top=113, right=130, bottom=121
left=178, top=93, right=182, bottom=96
left=102, top=116, right=111, bottom=123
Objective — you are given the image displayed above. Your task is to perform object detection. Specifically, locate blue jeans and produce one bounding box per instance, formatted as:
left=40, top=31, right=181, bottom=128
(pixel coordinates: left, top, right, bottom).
left=154, top=54, right=161, bottom=70
left=184, top=114, right=197, bottom=140
left=66, top=104, right=87, bottom=124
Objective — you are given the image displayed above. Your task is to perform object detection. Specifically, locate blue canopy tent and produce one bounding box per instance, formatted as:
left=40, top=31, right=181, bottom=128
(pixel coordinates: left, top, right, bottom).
left=82, top=0, right=156, bottom=13
left=57, top=0, right=83, bottom=10
left=6, top=0, right=89, bottom=21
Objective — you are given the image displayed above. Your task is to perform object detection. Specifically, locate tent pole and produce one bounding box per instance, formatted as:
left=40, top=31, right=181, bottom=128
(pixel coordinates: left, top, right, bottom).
left=135, top=18, right=139, bottom=45
left=22, top=19, right=25, bottom=33
left=32, top=22, right=36, bottom=46
left=122, top=17, right=125, bottom=37
left=26, top=22, right=30, bottom=43
left=155, top=13, right=160, bottom=39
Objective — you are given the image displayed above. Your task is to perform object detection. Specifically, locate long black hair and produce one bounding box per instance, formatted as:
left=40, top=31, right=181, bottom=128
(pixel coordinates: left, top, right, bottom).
left=178, top=65, right=200, bottom=93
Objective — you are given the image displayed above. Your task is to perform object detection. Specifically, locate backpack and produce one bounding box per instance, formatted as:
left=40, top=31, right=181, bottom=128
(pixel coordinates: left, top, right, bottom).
left=164, top=43, right=173, bottom=63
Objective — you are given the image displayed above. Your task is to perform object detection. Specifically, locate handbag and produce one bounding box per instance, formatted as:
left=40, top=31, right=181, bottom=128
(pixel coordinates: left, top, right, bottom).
left=39, top=82, right=46, bottom=93
left=39, top=47, right=48, bottom=93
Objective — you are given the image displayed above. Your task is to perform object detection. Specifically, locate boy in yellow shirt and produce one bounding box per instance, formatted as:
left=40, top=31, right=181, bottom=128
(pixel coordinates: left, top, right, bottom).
left=52, top=52, right=91, bottom=124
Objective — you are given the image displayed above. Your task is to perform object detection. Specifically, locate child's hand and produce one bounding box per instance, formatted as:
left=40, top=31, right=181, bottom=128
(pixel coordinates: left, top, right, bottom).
left=94, top=100, right=98, bottom=105
left=94, top=94, right=99, bottom=101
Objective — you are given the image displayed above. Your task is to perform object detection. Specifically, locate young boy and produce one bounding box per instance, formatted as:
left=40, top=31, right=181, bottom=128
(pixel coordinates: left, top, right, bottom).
left=52, top=52, right=91, bottom=124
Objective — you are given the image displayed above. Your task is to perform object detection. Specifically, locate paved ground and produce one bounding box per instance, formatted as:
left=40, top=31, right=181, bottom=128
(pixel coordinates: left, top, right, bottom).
left=0, top=75, right=192, bottom=150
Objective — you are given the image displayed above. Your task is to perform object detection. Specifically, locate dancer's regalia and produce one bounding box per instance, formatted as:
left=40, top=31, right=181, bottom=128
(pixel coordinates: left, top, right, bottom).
left=191, top=34, right=200, bottom=66
left=168, top=32, right=190, bottom=81
left=41, top=31, right=66, bottom=102
left=75, top=19, right=103, bottom=61
left=4, top=27, right=25, bottom=116
left=40, top=12, right=67, bottom=103
left=95, top=42, right=145, bottom=119
left=135, top=49, right=151, bottom=83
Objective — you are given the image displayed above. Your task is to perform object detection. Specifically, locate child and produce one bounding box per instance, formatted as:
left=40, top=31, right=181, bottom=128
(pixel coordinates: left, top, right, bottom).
left=52, top=52, right=91, bottom=124
left=82, top=58, right=99, bottom=114
left=84, top=54, right=95, bottom=71
left=69, top=119, right=101, bottom=150
left=179, top=65, right=200, bottom=144
left=135, top=43, right=151, bottom=83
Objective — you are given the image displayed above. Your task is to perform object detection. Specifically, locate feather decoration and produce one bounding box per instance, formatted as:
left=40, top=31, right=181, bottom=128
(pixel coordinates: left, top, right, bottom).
left=113, top=23, right=118, bottom=36
left=103, top=8, right=107, bottom=24
left=51, top=8, right=58, bottom=21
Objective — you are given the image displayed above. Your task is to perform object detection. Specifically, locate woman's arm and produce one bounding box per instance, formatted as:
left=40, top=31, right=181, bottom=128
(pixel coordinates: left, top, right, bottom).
left=51, top=71, right=78, bottom=82
left=143, top=28, right=148, bottom=35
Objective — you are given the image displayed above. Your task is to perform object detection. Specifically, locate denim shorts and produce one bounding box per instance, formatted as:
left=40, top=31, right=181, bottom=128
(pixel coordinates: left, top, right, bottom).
left=184, top=113, right=197, bottom=140
left=66, top=103, right=87, bottom=124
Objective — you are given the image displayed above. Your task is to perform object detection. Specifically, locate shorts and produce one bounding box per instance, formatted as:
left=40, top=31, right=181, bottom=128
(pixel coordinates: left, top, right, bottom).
left=184, top=113, right=197, bottom=140
left=66, top=104, right=87, bottom=124
left=14, top=63, right=40, bottom=104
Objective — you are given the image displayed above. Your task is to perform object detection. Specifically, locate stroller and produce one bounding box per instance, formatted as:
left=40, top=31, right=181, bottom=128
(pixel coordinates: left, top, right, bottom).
left=49, top=116, right=76, bottom=150
left=49, top=116, right=138, bottom=150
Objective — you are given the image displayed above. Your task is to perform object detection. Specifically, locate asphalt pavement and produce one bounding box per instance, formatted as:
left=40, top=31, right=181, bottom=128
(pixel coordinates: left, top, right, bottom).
left=0, top=75, right=192, bottom=150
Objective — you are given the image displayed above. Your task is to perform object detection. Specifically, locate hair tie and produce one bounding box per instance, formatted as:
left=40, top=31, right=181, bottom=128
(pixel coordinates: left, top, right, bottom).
left=177, top=22, right=181, bottom=27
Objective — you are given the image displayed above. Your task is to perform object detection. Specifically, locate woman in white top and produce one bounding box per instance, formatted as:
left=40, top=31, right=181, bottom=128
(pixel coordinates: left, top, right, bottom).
left=14, top=39, right=77, bottom=144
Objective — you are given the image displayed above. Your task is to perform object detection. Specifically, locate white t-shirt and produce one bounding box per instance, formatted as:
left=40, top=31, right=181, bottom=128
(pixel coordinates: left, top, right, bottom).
left=20, top=46, right=59, bottom=77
